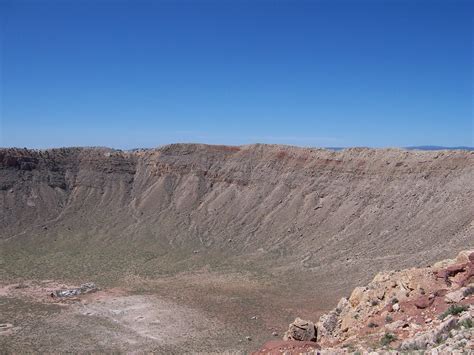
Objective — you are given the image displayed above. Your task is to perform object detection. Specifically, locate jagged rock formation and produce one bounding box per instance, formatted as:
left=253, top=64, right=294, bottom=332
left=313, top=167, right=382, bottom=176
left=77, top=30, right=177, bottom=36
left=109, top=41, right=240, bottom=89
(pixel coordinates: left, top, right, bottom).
left=265, top=251, right=474, bottom=354
left=284, top=317, right=317, bottom=342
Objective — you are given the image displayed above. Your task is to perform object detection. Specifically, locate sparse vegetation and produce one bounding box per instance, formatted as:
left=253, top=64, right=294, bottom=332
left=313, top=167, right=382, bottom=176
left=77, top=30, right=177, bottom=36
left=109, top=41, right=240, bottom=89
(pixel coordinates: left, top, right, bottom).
left=435, top=334, right=445, bottom=345
left=342, top=343, right=356, bottom=352
left=385, top=315, right=393, bottom=323
left=368, top=321, right=379, bottom=328
left=370, top=299, right=379, bottom=306
left=465, top=287, right=474, bottom=297
left=459, top=318, right=473, bottom=329
left=439, top=305, right=468, bottom=320
left=380, top=333, right=397, bottom=346
left=391, top=297, right=399, bottom=304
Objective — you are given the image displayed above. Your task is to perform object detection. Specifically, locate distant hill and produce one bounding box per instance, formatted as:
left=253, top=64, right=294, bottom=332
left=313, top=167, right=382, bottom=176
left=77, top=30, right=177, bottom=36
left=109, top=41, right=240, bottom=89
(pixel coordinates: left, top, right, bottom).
left=325, top=146, right=474, bottom=151
left=406, top=145, right=474, bottom=151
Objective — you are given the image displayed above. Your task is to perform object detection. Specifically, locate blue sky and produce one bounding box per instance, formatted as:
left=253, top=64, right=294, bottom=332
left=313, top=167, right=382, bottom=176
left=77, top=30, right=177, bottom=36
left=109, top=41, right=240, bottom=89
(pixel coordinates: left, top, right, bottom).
left=0, top=0, right=472, bottom=149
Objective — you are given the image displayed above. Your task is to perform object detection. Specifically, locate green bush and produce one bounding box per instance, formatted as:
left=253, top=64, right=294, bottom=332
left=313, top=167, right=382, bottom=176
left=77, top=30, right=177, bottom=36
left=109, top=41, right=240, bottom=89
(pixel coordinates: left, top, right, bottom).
left=380, top=332, right=397, bottom=346
left=342, top=343, right=356, bottom=352
left=459, top=318, right=473, bottom=329
left=439, top=305, right=468, bottom=320
left=368, top=321, right=379, bottom=328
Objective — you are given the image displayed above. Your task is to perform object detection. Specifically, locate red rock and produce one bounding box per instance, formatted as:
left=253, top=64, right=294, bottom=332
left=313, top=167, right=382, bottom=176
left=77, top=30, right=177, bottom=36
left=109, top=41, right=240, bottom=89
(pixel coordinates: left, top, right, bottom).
left=436, top=262, right=468, bottom=282
left=446, top=263, right=467, bottom=273
left=433, top=289, right=448, bottom=297
left=414, top=295, right=434, bottom=309
left=457, top=264, right=474, bottom=286
left=469, top=252, right=474, bottom=262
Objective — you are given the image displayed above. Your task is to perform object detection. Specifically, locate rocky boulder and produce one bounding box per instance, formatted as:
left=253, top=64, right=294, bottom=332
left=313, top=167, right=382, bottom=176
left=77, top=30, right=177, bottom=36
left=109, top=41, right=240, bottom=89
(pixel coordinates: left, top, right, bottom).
left=348, top=286, right=366, bottom=307
left=283, top=317, right=317, bottom=342
left=414, top=295, right=435, bottom=309
left=445, top=286, right=473, bottom=303
left=400, top=314, right=462, bottom=351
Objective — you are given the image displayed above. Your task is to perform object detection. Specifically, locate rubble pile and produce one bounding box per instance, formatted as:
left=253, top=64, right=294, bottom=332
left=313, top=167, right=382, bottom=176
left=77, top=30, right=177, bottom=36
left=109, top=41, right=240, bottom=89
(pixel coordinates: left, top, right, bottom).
left=257, top=250, right=474, bottom=354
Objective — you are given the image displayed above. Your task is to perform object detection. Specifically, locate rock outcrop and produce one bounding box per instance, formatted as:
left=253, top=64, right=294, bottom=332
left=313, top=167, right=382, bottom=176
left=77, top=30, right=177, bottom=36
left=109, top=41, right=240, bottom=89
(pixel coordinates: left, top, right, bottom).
left=257, top=250, right=474, bottom=354
left=53, top=283, right=98, bottom=298
left=399, top=312, right=470, bottom=351
left=283, top=317, right=317, bottom=342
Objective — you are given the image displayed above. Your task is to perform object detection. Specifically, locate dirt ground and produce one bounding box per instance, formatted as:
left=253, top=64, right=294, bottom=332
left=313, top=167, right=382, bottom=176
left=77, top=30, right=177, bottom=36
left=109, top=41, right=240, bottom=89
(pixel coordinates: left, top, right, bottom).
left=0, top=271, right=326, bottom=353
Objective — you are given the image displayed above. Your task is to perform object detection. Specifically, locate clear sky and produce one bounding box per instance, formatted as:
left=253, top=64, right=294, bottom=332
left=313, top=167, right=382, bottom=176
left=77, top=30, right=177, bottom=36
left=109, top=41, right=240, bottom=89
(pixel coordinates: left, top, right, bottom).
left=0, top=0, right=472, bottom=149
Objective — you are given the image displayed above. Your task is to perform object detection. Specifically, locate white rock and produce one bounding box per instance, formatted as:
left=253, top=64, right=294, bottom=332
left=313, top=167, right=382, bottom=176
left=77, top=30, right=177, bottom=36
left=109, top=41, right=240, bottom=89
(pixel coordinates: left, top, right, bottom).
left=283, top=317, right=317, bottom=342
left=385, top=320, right=405, bottom=331
left=445, top=288, right=468, bottom=303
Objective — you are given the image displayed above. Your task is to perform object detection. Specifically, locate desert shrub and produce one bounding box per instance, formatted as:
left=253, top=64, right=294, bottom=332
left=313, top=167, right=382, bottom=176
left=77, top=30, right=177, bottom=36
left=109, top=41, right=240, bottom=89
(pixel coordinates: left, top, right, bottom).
left=465, top=287, right=474, bottom=296
left=380, top=332, right=397, bottom=346
left=439, top=304, right=468, bottom=319
left=459, top=318, right=473, bottom=329
left=385, top=315, right=393, bottom=323
left=368, top=321, right=379, bottom=328
left=342, top=343, right=356, bottom=352
left=391, top=297, right=399, bottom=304
left=435, top=334, right=445, bottom=344
left=371, top=299, right=379, bottom=306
